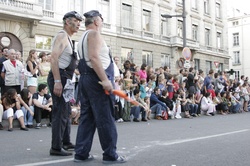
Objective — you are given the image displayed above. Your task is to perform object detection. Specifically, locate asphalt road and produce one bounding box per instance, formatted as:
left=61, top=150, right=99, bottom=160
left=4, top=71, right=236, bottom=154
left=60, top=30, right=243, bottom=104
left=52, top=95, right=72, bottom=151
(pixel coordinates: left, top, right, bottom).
left=1, top=112, right=250, bottom=166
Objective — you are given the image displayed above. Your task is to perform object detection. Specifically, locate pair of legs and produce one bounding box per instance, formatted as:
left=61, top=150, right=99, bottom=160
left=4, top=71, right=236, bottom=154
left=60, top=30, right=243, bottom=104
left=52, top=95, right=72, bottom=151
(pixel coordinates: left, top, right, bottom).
left=201, top=103, right=216, bottom=115
left=3, top=108, right=26, bottom=129
left=21, top=106, right=34, bottom=126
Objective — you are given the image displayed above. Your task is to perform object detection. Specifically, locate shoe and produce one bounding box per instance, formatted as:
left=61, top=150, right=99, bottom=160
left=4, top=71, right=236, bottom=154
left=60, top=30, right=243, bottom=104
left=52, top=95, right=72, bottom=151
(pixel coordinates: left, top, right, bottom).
left=175, top=114, right=182, bottom=119
left=155, top=116, right=162, bottom=120
left=209, top=113, right=215, bottom=116
left=133, top=118, right=140, bottom=122
left=8, top=128, right=13, bottom=132
left=141, top=118, right=147, bottom=122
left=206, top=113, right=212, bottom=116
left=147, top=117, right=151, bottom=120
left=42, top=124, right=47, bottom=127
left=48, top=123, right=52, bottom=127
left=50, top=148, right=72, bottom=156
left=63, top=143, right=75, bottom=150
left=35, top=123, right=41, bottom=129
left=0, top=123, right=3, bottom=130
left=74, top=154, right=94, bottom=162
left=103, top=156, right=127, bottom=164
left=20, top=127, right=29, bottom=131
left=26, top=125, right=33, bottom=128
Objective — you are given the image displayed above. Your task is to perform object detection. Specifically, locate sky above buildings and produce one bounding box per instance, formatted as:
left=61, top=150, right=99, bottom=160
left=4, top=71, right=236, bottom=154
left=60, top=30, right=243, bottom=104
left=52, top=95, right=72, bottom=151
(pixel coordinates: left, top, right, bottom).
left=228, top=0, right=250, bottom=14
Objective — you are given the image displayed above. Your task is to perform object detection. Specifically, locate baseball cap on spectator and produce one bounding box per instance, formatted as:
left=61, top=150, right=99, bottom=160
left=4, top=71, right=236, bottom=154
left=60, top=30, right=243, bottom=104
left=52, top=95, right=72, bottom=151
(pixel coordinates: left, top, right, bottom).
left=83, top=10, right=103, bottom=21
left=63, top=11, right=83, bottom=21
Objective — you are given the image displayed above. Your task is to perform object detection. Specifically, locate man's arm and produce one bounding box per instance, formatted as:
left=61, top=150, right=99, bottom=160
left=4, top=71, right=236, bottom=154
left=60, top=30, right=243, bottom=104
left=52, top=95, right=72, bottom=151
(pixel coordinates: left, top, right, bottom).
left=87, top=31, right=112, bottom=92
left=50, top=33, right=68, bottom=97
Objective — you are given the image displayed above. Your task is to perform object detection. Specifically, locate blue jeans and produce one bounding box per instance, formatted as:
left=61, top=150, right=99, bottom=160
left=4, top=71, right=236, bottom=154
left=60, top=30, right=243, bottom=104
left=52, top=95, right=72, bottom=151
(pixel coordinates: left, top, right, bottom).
left=231, top=103, right=241, bottom=113
left=130, top=106, right=146, bottom=119
left=189, top=104, right=198, bottom=115
left=150, top=103, right=164, bottom=116
left=21, top=106, right=34, bottom=125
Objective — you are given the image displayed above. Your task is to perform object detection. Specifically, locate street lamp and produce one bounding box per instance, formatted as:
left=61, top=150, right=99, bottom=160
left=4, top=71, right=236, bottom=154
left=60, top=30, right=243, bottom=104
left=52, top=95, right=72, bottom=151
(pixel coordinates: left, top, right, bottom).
left=161, top=0, right=186, bottom=47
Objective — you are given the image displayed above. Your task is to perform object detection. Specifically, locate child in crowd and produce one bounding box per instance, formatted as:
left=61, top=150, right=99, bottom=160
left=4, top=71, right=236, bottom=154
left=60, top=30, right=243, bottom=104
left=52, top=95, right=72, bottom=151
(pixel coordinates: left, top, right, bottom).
left=20, top=88, right=34, bottom=128
left=144, top=97, right=152, bottom=120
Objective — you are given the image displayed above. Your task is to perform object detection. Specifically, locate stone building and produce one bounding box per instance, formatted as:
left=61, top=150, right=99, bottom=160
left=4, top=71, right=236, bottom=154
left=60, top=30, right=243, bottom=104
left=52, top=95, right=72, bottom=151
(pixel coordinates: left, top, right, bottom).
left=0, top=0, right=229, bottom=74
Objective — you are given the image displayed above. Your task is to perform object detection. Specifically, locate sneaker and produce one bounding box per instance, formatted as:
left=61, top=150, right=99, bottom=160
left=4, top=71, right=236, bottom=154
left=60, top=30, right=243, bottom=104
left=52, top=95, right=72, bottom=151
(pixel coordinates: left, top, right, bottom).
left=74, top=154, right=94, bottom=162
left=42, top=124, right=47, bottom=127
left=133, top=118, right=140, bottom=122
left=103, top=156, right=127, bottom=164
left=63, top=143, right=75, bottom=150
left=35, top=123, right=41, bottom=129
left=0, top=123, right=3, bottom=130
left=175, top=114, right=182, bottom=119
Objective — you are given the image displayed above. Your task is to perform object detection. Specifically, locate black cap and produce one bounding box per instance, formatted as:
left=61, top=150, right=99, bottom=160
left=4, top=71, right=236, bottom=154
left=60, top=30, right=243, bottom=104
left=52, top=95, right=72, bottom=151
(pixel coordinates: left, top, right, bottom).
left=63, top=11, right=83, bottom=21
left=83, top=10, right=103, bottom=21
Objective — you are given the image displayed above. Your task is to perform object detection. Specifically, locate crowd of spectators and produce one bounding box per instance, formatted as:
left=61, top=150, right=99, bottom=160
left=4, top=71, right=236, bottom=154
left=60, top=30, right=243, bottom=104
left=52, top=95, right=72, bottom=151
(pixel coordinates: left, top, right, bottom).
left=112, top=56, right=250, bottom=123
left=0, top=47, right=249, bottom=131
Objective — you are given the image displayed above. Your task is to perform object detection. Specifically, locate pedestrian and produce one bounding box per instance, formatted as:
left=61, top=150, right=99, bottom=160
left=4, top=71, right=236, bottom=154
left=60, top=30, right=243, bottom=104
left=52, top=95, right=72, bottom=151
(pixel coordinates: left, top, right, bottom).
left=74, top=10, right=126, bottom=164
left=47, top=11, right=83, bottom=156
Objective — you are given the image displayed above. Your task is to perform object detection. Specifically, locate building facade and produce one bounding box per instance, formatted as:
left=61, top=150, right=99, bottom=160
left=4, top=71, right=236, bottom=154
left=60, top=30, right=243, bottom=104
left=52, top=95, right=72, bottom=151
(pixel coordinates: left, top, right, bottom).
left=0, top=0, right=229, bottom=74
left=228, top=9, right=250, bottom=80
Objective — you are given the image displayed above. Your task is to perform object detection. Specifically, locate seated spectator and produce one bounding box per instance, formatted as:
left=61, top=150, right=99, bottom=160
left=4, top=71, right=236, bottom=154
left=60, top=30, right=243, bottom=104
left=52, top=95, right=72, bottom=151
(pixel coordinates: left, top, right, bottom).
left=0, top=102, right=3, bottom=130
left=150, top=87, right=168, bottom=120
left=20, top=88, right=34, bottom=128
left=32, top=84, right=52, bottom=129
left=71, top=103, right=80, bottom=125
left=159, top=90, right=174, bottom=119
left=187, top=93, right=198, bottom=117
left=230, top=92, right=241, bottom=113
left=200, top=92, right=216, bottom=116
left=131, top=89, right=148, bottom=122
left=2, top=88, right=28, bottom=131
left=172, top=94, right=182, bottom=119
left=144, top=97, right=152, bottom=120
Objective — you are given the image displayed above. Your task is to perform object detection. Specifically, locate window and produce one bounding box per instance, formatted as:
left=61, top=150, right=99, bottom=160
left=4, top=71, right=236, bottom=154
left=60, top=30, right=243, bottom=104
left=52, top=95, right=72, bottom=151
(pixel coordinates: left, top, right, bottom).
left=215, top=3, right=221, bottom=18
left=122, top=3, right=132, bottom=28
left=217, top=32, right=222, bottom=48
left=205, top=28, right=210, bottom=46
left=142, top=9, right=151, bottom=31
left=232, top=21, right=239, bottom=26
left=100, top=0, right=110, bottom=23
left=205, top=60, right=212, bottom=74
left=218, top=63, right=223, bottom=72
left=194, top=59, right=200, bottom=70
left=177, top=20, right=183, bottom=37
left=69, top=0, right=83, bottom=14
left=204, top=0, right=209, bottom=15
left=38, top=0, right=53, bottom=10
left=35, top=35, right=52, bottom=50
left=234, top=70, right=240, bottom=80
left=192, top=24, right=198, bottom=41
left=233, top=33, right=239, bottom=46
left=161, top=54, right=170, bottom=68
left=142, top=51, right=153, bottom=67
left=161, top=17, right=168, bottom=36
left=121, top=47, right=133, bottom=65
left=191, top=0, right=197, bottom=10
left=233, top=51, right=240, bottom=64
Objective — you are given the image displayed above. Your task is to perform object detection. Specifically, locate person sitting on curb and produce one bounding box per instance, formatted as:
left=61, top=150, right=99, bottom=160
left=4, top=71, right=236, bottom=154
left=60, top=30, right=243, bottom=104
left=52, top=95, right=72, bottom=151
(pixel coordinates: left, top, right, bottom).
left=20, top=88, right=34, bottom=128
left=131, top=89, right=148, bottom=122
left=150, top=87, right=168, bottom=120
left=0, top=102, right=4, bottom=130
left=2, top=88, right=28, bottom=131
left=32, top=84, right=52, bottom=129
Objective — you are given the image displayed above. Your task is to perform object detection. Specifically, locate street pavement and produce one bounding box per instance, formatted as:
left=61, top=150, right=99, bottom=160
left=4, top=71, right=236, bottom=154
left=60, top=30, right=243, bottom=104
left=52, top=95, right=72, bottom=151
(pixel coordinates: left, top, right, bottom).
left=1, top=112, right=250, bottom=166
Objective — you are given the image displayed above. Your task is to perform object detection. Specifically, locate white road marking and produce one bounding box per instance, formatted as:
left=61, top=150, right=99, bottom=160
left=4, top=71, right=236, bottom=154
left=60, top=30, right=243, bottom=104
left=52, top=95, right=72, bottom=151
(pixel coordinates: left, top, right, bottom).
left=15, top=129, right=249, bottom=166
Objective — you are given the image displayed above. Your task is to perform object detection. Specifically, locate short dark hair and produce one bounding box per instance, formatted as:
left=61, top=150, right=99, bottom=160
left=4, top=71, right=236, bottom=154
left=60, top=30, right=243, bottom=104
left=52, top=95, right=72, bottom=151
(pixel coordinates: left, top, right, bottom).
left=38, top=83, right=47, bottom=92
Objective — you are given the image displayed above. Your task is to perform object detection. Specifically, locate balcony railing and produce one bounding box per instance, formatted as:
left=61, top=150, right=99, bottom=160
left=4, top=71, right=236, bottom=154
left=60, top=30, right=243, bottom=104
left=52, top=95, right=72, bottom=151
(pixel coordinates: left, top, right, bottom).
left=0, top=0, right=33, bottom=10
left=43, top=10, right=54, bottom=18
